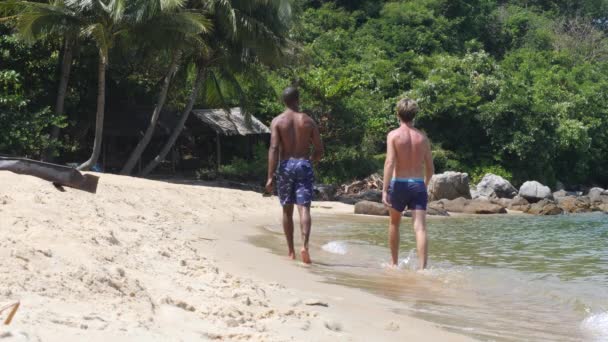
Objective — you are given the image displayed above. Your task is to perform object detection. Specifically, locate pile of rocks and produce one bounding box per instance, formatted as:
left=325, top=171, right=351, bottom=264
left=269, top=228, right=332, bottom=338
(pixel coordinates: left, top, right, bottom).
left=346, top=171, right=608, bottom=217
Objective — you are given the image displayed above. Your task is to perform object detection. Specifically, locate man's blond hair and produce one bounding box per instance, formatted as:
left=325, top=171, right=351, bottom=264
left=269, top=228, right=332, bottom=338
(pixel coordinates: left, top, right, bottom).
left=396, top=98, right=419, bottom=122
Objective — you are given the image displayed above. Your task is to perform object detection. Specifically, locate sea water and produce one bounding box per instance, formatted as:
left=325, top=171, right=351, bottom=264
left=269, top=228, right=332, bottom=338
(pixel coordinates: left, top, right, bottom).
left=252, top=212, right=608, bottom=341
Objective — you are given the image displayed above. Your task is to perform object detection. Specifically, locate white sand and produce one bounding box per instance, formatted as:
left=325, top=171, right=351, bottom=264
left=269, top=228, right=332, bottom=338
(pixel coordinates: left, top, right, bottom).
left=0, top=173, right=472, bottom=341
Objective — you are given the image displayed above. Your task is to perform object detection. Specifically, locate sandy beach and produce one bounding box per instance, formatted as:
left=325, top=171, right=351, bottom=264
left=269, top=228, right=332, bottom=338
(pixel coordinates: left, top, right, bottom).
left=0, top=172, right=472, bottom=341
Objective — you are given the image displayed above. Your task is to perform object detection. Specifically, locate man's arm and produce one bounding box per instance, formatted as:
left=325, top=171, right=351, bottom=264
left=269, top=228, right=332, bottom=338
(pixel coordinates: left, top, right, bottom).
left=311, top=120, right=324, bottom=163
left=266, top=119, right=280, bottom=193
left=382, top=133, right=396, bottom=207
left=423, top=137, right=434, bottom=187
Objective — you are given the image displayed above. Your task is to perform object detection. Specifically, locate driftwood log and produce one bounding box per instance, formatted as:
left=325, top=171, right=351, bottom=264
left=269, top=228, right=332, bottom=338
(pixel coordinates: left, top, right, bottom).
left=0, top=155, right=99, bottom=193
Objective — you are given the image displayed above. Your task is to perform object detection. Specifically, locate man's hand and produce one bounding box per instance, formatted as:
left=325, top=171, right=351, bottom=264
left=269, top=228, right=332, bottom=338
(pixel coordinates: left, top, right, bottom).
left=382, top=190, right=391, bottom=207
left=265, top=178, right=274, bottom=195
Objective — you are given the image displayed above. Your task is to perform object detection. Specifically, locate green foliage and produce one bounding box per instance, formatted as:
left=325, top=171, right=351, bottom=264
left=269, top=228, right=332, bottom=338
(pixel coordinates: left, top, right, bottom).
left=215, top=142, right=269, bottom=182
left=0, top=70, right=64, bottom=157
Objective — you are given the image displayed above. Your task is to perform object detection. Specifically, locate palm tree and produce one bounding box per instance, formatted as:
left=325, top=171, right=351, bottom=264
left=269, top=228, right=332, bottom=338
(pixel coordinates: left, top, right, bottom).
left=140, top=0, right=292, bottom=176
left=120, top=9, right=211, bottom=175
left=0, top=1, right=84, bottom=161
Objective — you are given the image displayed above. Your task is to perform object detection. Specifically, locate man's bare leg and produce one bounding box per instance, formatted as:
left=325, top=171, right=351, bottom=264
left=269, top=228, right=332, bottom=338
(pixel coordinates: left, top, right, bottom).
left=282, top=204, right=296, bottom=260
left=389, top=208, right=402, bottom=266
left=297, top=205, right=312, bottom=264
left=412, top=210, right=428, bottom=270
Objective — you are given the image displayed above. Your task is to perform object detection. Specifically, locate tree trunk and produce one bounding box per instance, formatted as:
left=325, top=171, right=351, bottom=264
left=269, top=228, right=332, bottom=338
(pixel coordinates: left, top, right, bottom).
left=121, top=51, right=181, bottom=175
left=78, top=52, right=107, bottom=171
left=44, top=35, right=75, bottom=162
left=140, top=67, right=205, bottom=176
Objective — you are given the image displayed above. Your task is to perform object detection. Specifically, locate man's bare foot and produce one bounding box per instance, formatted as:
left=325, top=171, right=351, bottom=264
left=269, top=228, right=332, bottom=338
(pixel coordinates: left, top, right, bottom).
left=301, top=248, right=311, bottom=264
left=288, top=251, right=296, bottom=260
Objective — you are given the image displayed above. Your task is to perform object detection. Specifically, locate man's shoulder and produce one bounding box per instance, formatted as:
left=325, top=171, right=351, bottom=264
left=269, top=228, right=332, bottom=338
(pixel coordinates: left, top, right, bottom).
left=387, top=128, right=400, bottom=139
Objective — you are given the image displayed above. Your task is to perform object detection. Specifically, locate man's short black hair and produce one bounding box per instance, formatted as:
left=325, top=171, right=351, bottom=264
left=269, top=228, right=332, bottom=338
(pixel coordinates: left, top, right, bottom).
left=282, top=87, right=299, bottom=107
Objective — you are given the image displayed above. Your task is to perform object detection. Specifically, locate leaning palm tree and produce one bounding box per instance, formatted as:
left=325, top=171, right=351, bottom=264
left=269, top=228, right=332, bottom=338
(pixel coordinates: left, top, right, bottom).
left=140, top=0, right=292, bottom=176
left=120, top=8, right=211, bottom=175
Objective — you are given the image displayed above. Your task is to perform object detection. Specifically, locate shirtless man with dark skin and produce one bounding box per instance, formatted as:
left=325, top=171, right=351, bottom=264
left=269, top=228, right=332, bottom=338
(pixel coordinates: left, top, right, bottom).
left=266, top=87, right=324, bottom=264
left=382, top=98, right=434, bottom=270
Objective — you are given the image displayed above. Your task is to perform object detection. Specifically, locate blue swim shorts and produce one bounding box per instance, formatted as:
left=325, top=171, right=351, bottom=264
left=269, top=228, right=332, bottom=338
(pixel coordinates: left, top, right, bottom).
left=277, top=159, right=314, bottom=207
left=389, top=178, right=428, bottom=212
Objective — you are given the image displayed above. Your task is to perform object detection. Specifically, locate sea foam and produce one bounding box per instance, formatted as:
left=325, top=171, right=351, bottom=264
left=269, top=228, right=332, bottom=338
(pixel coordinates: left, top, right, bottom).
left=581, top=312, right=608, bottom=341
left=322, top=241, right=348, bottom=255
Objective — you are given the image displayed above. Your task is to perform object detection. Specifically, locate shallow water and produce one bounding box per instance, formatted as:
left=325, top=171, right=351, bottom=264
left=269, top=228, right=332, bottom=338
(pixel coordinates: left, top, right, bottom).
left=252, top=212, right=608, bottom=341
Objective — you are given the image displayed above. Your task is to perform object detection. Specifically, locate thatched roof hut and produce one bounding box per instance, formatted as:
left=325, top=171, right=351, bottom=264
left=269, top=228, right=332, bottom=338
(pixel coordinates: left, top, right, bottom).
left=191, top=108, right=270, bottom=136
left=190, top=108, right=270, bottom=169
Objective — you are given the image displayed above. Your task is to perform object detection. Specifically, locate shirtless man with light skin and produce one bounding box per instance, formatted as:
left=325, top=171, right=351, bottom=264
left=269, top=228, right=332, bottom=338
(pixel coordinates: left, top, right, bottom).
left=266, top=87, right=324, bottom=264
left=382, top=98, right=434, bottom=270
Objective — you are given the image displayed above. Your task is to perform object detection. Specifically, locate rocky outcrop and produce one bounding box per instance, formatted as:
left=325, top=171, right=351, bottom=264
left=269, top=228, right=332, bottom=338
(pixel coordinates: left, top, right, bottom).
left=354, top=201, right=389, bottom=216
left=507, top=196, right=530, bottom=212
left=428, top=172, right=471, bottom=201
left=525, top=199, right=563, bottom=215
left=337, top=190, right=382, bottom=205
left=434, top=197, right=507, bottom=214
left=518, top=181, right=553, bottom=203
left=556, top=196, right=592, bottom=213
left=476, top=174, right=518, bottom=199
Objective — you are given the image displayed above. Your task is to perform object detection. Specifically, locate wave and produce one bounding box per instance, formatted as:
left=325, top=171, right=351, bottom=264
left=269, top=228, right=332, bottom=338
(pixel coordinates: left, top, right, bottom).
left=581, top=312, right=608, bottom=341
left=321, top=241, right=348, bottom=255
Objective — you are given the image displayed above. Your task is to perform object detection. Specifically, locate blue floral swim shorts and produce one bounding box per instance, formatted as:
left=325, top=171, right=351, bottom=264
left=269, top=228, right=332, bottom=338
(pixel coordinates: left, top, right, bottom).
left=277, top=159, right=314, bottom=207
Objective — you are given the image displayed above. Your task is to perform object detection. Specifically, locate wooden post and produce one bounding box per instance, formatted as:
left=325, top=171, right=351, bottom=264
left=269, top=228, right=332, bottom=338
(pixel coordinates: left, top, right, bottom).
left=216, top=132, right=221, bottom=171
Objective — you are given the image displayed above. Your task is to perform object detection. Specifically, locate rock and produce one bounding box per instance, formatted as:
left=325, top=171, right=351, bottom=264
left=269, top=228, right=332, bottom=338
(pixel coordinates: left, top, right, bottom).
left=354, top=201, right=389, bottom=216
left=556, top=196, right=592, bottom=213
left=526, top=199, right=563, bottom=215
left=553, top=190, right=580, bottom=198
left=595, top=203, right=608, bottom=212
left=403, top=202, right=450, bottom=217
left=476, top=174, right=518, bottom=199
left=313, top=184, right=337, bottom=201
left=588, top=187, right=608, bottom=203
left=337, top=190, right=382, bottom=205
left=465, top=199, right=508, bottom=214
left=518, top=181, right=553, bottom=203
left=491, top=197, right=513, bottom=208
left=437, top=197, right=507, bottom=214
left=508, top=196, right=530, bottom=211
left=428, top=171, right=472, bottom=201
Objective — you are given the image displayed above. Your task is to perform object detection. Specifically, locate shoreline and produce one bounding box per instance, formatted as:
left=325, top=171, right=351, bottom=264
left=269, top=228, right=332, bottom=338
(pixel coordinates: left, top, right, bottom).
left=0, top=173, right=472, bottom=341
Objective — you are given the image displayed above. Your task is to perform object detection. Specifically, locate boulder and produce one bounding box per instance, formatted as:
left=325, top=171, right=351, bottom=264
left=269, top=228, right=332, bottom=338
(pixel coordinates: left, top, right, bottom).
left=337, top=190, right=382, bottom=205
left=313, top=184, right=337, bottom=201
left=588, top=187, right=608, bottom=203
left=436, top=197, right=507, bottom=214
left=595, top=203, right=608, bottom=212
left=553, top=190, right=581, bottom=198
left=526, top=199, right=563, bottom=215
left=476, top=174, right=518, bottom=199
left=354, top=201, right=389, bottom=216
left=492, top=197, right=513, bottom=208
left=508, top=196, right=530, bottom=212
left=556, top=196, right=592, bottom=213
left=428, top=172, right=471, bottom=201
left=518, top=181, right=553, bottom=203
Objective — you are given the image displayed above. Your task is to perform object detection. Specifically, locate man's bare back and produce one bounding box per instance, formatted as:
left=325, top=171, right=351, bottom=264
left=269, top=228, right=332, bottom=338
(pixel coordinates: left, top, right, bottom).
left=271, top=110, right=323, bottom=161
left=387, top=125, right=433, bottom=182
